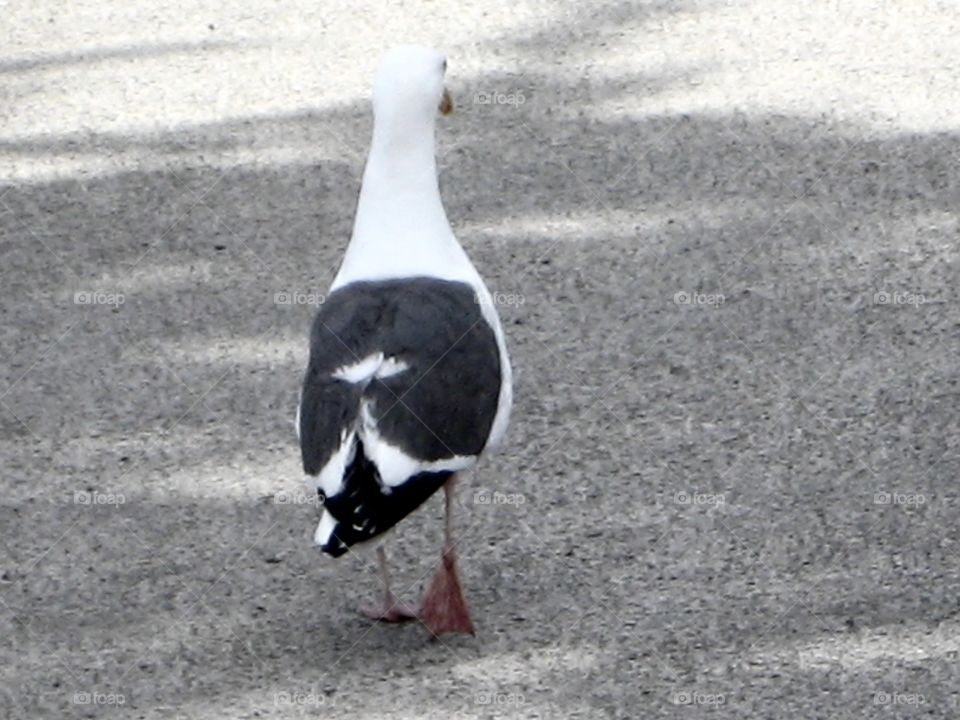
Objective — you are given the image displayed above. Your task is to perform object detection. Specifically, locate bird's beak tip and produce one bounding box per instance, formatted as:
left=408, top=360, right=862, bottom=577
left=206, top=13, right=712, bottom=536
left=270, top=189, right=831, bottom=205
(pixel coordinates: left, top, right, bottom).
left=439, top=87, right=453, bottom=115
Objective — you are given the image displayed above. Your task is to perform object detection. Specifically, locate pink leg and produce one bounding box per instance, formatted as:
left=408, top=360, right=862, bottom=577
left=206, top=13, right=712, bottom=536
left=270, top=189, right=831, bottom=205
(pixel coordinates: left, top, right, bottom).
left=418, top=477, right=476, bottom=636
left=360, top=546, right=418, bottom=623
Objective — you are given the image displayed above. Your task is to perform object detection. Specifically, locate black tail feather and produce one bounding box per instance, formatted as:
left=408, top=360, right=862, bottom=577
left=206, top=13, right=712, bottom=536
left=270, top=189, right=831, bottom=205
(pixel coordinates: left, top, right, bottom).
left=320, top=439, right=451, bottom=556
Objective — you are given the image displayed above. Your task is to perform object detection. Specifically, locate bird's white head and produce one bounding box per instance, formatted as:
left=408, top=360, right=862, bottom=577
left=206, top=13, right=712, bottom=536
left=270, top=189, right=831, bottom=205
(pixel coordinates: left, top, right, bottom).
left=372, top=45, right=453, bottom=131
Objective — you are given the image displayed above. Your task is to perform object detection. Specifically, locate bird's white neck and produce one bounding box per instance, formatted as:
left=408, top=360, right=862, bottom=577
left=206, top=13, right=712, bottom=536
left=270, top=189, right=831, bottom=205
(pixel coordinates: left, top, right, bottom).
left=331, top=114, right=471, bottom=290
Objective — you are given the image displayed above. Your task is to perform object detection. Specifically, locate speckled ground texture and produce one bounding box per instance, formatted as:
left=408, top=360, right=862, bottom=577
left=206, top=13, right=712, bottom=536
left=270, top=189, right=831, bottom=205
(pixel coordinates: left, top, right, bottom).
left=2, top=1, right=959, bottom=718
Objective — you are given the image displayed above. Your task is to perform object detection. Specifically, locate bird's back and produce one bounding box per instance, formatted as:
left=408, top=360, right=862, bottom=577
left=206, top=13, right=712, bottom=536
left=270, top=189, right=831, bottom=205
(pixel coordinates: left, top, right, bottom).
left=299, top=277, right=503, bottom=555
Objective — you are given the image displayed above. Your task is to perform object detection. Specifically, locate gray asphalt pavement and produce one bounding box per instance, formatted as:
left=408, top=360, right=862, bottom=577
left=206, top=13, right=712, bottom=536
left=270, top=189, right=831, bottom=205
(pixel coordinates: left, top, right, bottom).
left=2, top=1, right=959, bottom=718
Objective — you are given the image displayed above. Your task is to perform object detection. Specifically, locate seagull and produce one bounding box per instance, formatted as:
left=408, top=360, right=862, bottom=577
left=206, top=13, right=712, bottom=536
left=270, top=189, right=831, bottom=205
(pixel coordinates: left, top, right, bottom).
left=297, top=46, right=512, bottom=636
